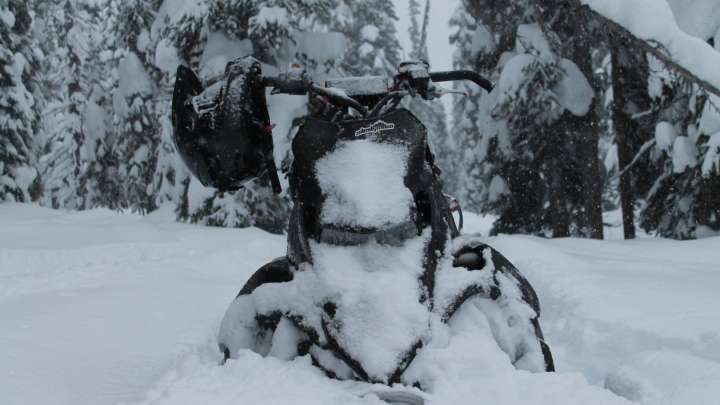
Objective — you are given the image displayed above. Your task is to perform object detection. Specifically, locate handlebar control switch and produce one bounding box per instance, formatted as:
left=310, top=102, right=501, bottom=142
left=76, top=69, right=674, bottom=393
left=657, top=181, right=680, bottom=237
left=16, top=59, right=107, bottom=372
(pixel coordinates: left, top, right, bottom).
left=398, top=60, right=431, bottom=80
left=397, top=60, right=434, bottom=100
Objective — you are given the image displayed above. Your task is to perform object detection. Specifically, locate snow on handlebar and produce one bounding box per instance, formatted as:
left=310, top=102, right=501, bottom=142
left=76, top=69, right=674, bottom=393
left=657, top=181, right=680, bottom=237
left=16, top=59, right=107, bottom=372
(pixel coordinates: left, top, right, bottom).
left=260, top=70, right=493, bottom=117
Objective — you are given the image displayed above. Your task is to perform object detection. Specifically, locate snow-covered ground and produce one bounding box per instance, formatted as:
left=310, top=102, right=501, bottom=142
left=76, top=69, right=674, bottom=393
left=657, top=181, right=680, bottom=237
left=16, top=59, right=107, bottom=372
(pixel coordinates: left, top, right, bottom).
left=1, top=203, right=719, bottom=405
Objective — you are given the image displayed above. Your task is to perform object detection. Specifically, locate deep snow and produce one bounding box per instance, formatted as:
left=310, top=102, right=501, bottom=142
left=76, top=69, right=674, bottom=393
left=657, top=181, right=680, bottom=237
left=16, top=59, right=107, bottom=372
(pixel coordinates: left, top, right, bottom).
left=1, top=203, right=719, bottom=404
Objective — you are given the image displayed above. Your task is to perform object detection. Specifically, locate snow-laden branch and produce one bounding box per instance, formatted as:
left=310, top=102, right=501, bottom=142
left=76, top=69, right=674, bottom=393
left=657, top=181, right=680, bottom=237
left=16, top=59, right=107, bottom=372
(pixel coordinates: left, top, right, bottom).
left=610, top=138, right=656, bottom=181
left=579, top=0, right=720, bottom=97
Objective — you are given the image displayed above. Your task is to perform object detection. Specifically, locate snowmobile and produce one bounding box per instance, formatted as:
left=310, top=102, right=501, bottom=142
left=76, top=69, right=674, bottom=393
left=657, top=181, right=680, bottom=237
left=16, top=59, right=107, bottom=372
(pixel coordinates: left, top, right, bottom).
left=171, top=57, right=554, bottom=402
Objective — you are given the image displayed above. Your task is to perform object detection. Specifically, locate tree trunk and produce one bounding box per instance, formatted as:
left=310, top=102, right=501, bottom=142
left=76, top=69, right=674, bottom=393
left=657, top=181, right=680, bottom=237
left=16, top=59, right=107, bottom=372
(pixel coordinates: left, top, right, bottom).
left=609, top=35, right=653, bottom=239
left=572, top=110, right=605, bottom=239
left=610, top=45, right=635, bottom=239
left=540, top=0, right=604, bottom=239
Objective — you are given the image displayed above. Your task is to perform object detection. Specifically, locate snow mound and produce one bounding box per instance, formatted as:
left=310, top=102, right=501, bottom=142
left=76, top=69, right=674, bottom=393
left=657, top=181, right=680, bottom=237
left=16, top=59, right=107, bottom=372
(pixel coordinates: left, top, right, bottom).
left=252, top=6, right=288, bottom=29
left=310, top=236, right=430, bottom=380
left=361, top=25, right=380, bottom=42
left=605, top=350, right=720, bottom=405
left=137, top=310, right=632, bottom=405
left=496, top=54, right=536, bottom=106
left=672, top=136, right=698, bottom=173
left=3, top=205, right=720, bottom=405
left=132, top=349, right=392, bottom=405
left=228, top=234, right=431, bottom=382
left=699, top=95, right=720, bottom=136
left=667, top=0, right=720, bottom=40
left=655, top=122, right=677, bottom=152
left=496, top=53, right=593, bottom=117
left=488, top=175, right=510, bottom=203
left=553, top=59, right=594, bottom=116
left=315, top=139, right=413, bottom=229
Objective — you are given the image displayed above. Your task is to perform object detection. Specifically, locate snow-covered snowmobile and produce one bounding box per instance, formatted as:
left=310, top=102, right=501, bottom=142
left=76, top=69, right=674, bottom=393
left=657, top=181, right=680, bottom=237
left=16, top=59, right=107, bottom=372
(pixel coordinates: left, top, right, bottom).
left=171, top=57, right=554, bottom=397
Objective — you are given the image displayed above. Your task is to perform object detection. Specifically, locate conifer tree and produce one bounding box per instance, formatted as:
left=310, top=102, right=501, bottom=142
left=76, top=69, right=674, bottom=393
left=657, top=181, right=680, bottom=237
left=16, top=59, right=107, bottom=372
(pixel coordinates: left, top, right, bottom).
left=91, top=0, right=125, bottom=208
left=404, top=0, right=451, bottom=195
left=35, top=0, right=118, bottom=209
left=608, top=37, right=657, bottom=238
left=457, top=0, right=604, bottom=237
left=149, top=1, right=190, bottom=213
left=112, top=0, right=161, bottom=213
left=77, top=0, right=118, bottom=209
left=40, top=0, right=100, bottom=209
left=0, top=0, right=39, bottom=202
left=453, top=0, right=530, bottom=223
left=640, top=61, right=720, bottom=238
left=447, top=5, right=485, bottom=208
left=332, top=0, right=401, bottom=76
left=537, top=0, right=604, bottom=238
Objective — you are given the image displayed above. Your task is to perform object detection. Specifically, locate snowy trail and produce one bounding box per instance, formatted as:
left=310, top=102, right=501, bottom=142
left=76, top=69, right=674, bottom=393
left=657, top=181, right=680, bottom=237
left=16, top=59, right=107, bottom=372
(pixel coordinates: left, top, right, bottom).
left=1, top=204, right=719, bottom=404
left=0, top=204, right=284, bottom=405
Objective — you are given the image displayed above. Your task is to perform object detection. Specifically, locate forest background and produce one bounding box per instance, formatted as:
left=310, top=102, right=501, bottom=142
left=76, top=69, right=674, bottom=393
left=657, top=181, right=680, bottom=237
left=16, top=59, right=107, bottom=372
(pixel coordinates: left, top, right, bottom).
left=2, top=0, right=720, bottom=240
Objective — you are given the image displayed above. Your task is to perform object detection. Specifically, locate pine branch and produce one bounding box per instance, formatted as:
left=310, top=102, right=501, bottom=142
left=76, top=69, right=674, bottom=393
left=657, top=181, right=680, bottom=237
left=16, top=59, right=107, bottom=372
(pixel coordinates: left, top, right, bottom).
left=611, top=138, right=657, bottom=181
left=568, top=0, right=720, bottom=98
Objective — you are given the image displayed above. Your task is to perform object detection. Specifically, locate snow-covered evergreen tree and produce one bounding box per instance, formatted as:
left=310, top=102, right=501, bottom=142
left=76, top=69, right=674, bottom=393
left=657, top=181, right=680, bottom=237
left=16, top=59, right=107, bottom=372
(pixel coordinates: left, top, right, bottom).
left=113, top=53, right=157, bottom=213
left=77, top=1, right=120, bottom=209
left=484, top=22, right=574, bottom=236
left=404, top=0, right=451, bottom=195
left=456, top=0, right=604, bottom=237
left=606, top=39, right=659, bottom=238
left=0, top=0, right=39, bottom=202
left=331, top=0, right=401, bottom=76
left=448, top=4, right=486, bottom=207
left=40, top=0, right=108, bottom=209
left=640, top=70, right=720, bottom=238
left=144, top=2, right=186, bottom=213
left=628, top=5, right=720, bottom=239
left=111, top=0, right=161, bottom=213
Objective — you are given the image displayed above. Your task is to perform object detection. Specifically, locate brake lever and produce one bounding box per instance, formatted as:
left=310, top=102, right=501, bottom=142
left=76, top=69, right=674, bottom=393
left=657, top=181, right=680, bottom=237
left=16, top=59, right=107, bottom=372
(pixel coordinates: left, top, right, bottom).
left=429, top=85, right=468, bottom=98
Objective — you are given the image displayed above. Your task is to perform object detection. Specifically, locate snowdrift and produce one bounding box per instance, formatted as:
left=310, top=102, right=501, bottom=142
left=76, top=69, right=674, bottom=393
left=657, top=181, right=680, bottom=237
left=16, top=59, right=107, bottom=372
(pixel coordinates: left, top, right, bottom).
left=1, top=204, right=719, bottom=404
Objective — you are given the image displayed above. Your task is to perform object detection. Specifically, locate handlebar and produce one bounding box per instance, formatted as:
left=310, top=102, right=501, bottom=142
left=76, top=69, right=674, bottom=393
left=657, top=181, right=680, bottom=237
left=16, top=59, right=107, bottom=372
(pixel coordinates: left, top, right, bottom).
left=259, top=69, right=493, bottom=116
left=429, top=71, right=494, bottom=93
left=262, top=76, right=368, bottom=115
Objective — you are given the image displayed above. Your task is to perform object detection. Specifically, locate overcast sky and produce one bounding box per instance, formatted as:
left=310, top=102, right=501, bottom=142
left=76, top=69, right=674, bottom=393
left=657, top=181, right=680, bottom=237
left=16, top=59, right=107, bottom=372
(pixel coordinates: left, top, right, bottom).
left=392, top=0, right=459, bottom=71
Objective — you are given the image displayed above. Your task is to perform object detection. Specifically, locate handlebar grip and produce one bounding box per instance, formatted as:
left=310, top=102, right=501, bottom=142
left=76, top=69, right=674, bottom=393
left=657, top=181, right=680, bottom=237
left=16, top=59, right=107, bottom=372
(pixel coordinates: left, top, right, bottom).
left=261, top=76, right=367, bottom=115
left=429, top=71, right=494, bottom=92
left=262, top=77, right=308, bottom=95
